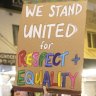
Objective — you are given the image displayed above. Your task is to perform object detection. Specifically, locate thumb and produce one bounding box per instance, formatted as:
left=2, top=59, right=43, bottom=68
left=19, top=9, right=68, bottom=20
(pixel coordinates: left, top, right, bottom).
left=43, top=86, right=48, bottom=95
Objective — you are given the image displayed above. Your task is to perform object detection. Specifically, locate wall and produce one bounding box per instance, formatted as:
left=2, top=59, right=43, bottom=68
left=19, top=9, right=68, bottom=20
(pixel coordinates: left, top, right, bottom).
left=0, top=8, right=21, bottom=54
left=84, top=2, right=96, bottom=59
left=0, top=8, right=21, bottom=96
left=82, top=80, right=96, bottom=96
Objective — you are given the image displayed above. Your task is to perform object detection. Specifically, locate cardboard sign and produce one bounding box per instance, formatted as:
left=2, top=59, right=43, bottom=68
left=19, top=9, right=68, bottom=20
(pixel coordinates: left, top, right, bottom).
left=16, top=1, right=87, bottom=91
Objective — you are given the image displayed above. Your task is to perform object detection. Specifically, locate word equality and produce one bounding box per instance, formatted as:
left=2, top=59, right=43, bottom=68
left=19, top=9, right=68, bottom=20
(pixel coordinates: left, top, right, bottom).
left=17, top=70, right=78, bottom=89
left=18, top=50, right=69, bottom=67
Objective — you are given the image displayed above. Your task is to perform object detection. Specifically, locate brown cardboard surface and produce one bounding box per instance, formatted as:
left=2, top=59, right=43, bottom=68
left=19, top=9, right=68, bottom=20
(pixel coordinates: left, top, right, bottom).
left=16, top=1, right=87, bottom=91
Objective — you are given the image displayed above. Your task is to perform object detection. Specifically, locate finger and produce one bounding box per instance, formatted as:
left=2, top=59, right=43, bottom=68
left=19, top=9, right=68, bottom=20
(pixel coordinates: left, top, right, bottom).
left=43, top=86, right=48, bottom=94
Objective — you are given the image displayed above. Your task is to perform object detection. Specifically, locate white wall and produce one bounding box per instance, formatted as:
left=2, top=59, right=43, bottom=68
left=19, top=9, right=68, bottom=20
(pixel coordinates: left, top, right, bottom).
left=83, top=81, right=96, bottom=96
left=82, top=69, right=96, bottom=96
left=0, top=8, right=21, bottom=54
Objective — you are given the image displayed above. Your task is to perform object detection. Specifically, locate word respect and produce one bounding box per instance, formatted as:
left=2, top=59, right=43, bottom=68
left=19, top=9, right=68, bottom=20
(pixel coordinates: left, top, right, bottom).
left=18, top=50, right=69, bottom=67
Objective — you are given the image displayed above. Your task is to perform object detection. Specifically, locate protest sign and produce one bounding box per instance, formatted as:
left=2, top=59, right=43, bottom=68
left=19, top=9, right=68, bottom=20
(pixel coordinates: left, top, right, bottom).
left=16, top=1, right=87, bottom=91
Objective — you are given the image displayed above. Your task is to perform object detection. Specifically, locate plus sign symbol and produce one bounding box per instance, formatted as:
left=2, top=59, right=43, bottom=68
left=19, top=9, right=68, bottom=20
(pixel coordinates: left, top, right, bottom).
left=72, top=54, right=80, bottom=65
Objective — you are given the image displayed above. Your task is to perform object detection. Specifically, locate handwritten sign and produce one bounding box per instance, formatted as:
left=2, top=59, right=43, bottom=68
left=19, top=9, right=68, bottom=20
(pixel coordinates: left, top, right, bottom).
left=16, top=1, right=87, bottom=91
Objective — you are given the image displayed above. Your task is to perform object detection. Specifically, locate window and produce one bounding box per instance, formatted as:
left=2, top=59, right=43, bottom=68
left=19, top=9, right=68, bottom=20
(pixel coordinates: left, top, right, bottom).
left=12, top=0, right=22, bottom=5
left=12, top=25, right=19, bottom=46
left=87, top=32, right=96, bottom=48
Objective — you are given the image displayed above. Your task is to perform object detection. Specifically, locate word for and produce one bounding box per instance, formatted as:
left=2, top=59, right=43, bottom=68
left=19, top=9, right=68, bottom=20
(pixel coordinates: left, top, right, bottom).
left=40, top=41, right=53, bottom=49
left=17, top=70, right=78, bottom=89
left=24, top=23, right=77, bottom=39
left=26, top=3, right=82, bottom=17
left=18, top=50, right=69, bottom=67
